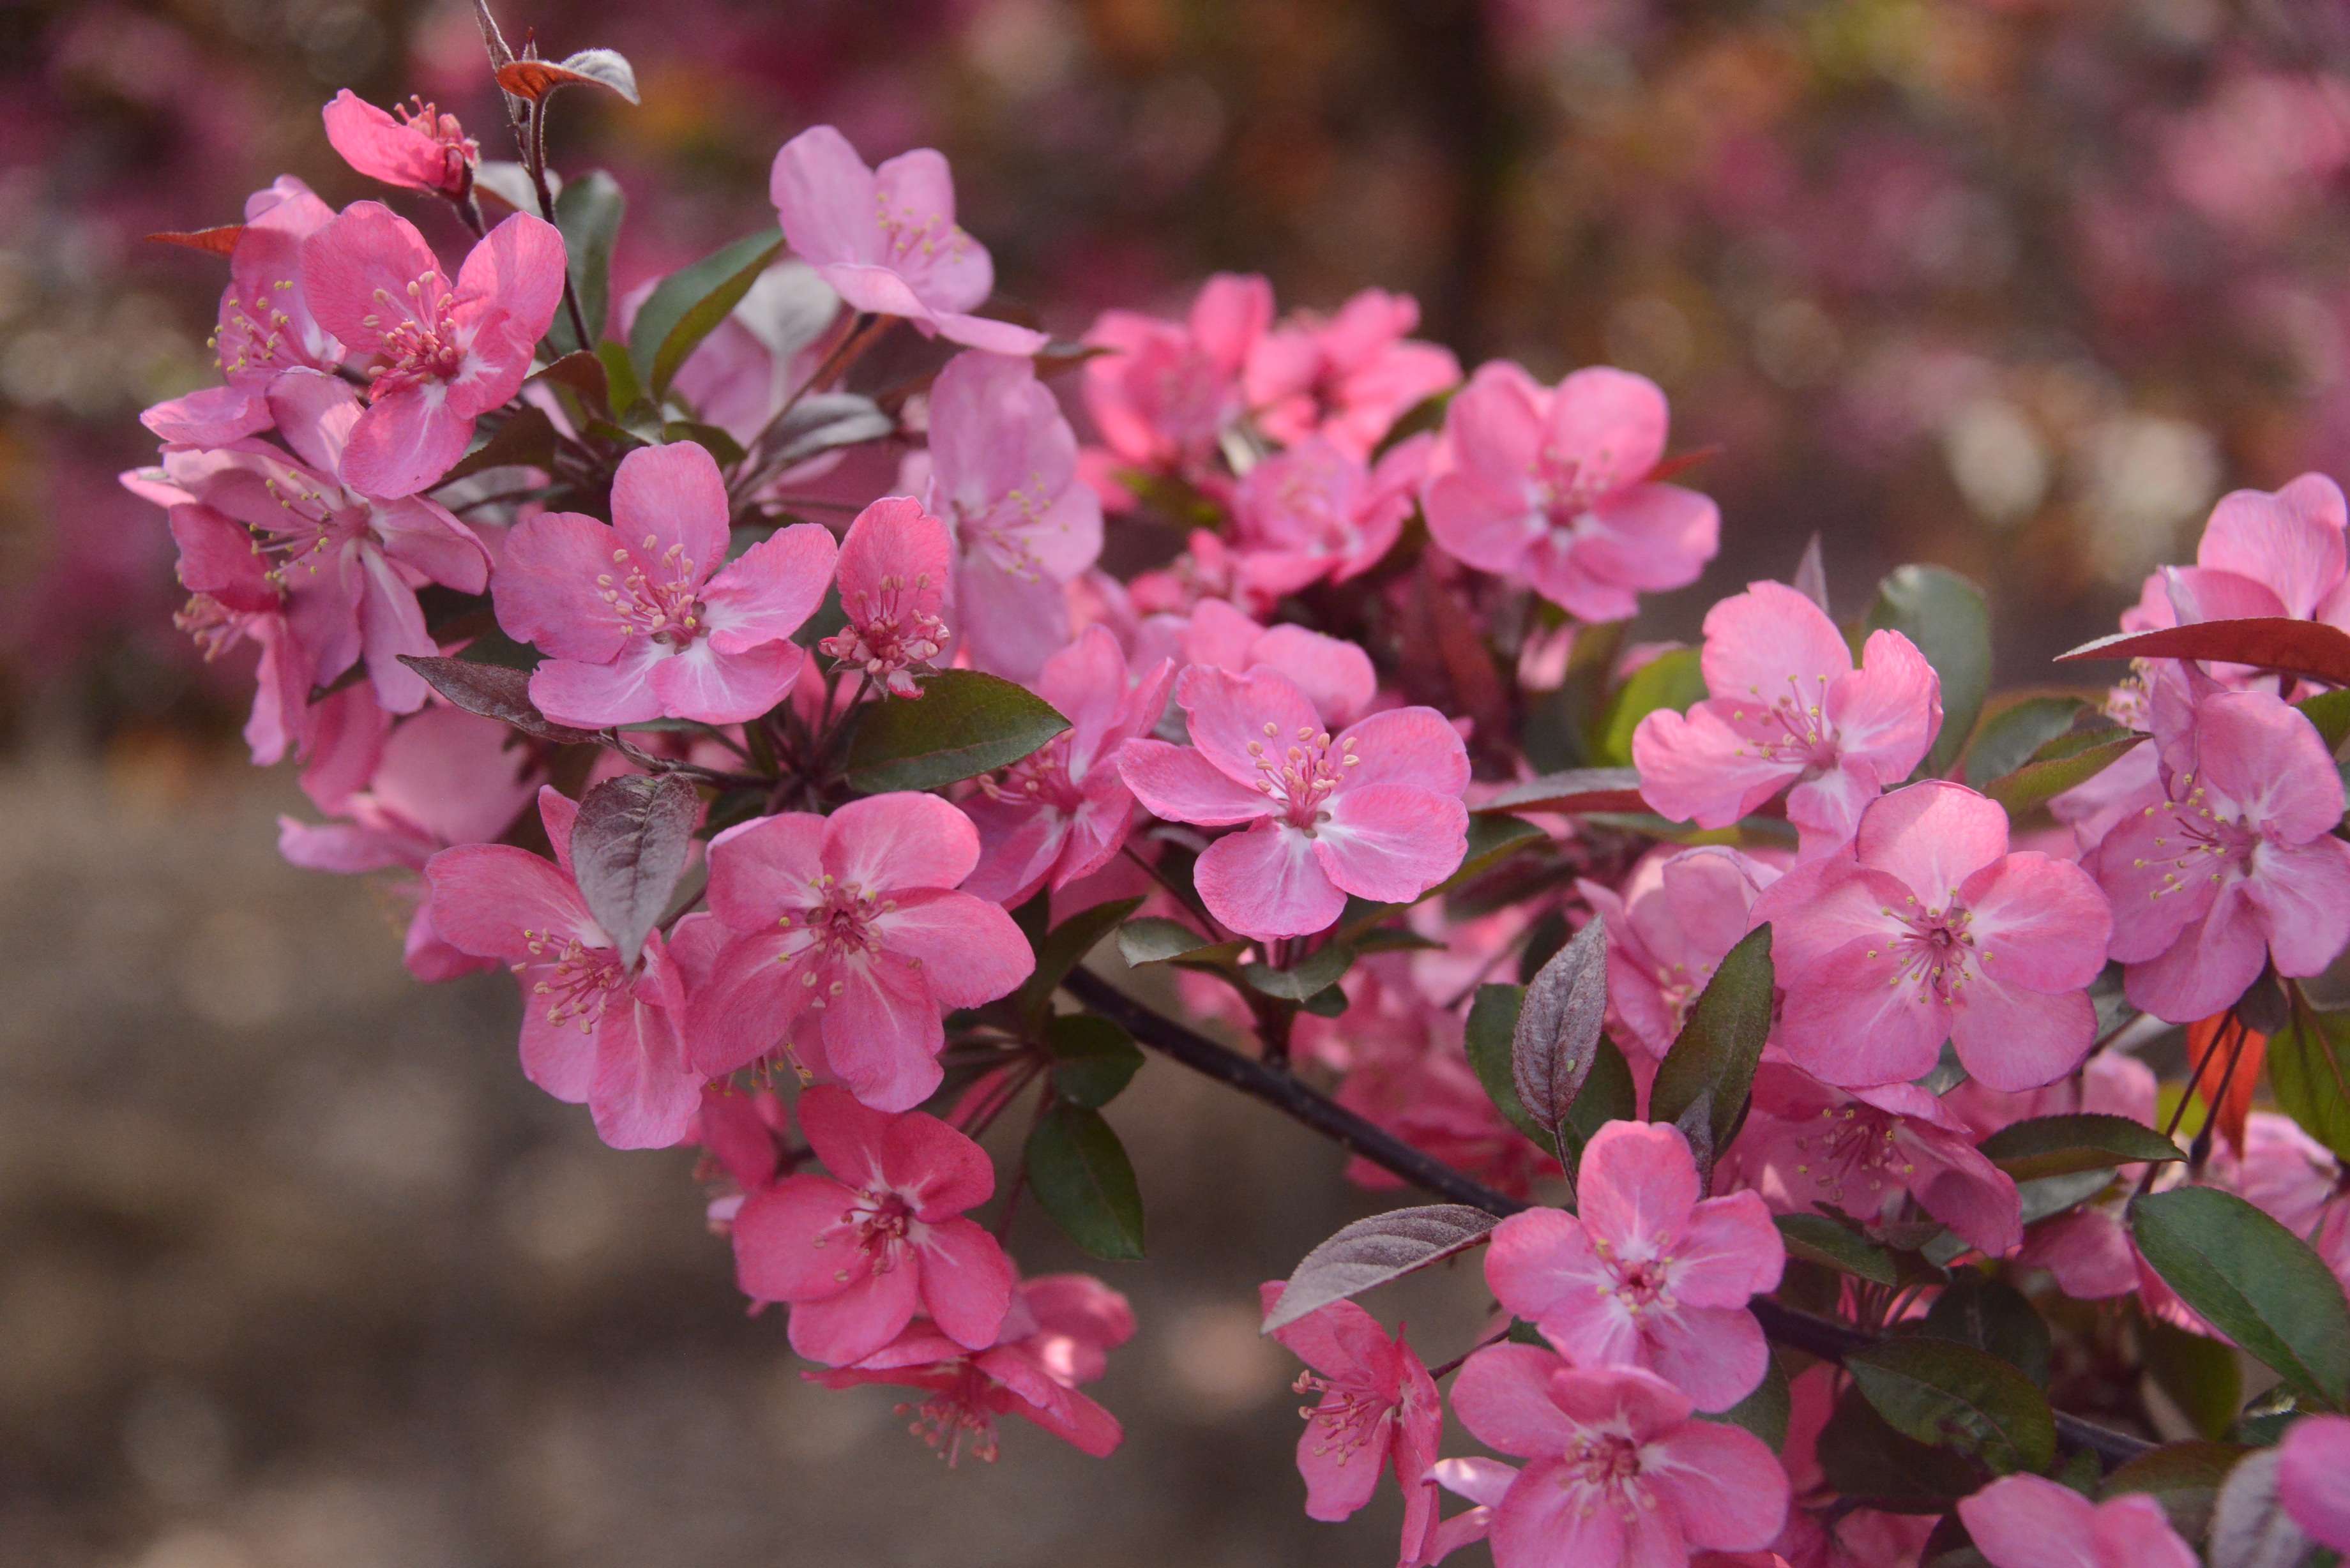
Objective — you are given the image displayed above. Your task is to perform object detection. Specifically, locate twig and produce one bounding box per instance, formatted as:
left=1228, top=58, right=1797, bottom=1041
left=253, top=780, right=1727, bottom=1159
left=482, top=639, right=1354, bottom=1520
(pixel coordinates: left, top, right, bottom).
left=1058, top=967, right=2156, bottom=1470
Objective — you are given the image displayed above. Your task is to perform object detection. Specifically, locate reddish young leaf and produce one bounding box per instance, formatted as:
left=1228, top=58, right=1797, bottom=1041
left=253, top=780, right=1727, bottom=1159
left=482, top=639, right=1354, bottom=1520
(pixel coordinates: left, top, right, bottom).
left=145, top=225, right=243, bottom=257
left=2058, top=617, right=2350, bottom=690
left=496, top=49, right=641, bottom=105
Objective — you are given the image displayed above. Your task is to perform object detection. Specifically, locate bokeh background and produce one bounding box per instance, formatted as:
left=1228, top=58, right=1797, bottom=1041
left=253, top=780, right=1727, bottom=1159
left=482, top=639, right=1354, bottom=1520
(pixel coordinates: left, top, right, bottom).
left=5, top=1, right=2350, bottom=1563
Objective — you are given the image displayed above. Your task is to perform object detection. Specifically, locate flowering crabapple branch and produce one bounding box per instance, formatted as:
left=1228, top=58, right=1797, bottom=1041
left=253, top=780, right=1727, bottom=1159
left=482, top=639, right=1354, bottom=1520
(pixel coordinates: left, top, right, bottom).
left=129, top=6, right=2350, bottom=1560
left=1063, top=967, right=2155, bottom=1468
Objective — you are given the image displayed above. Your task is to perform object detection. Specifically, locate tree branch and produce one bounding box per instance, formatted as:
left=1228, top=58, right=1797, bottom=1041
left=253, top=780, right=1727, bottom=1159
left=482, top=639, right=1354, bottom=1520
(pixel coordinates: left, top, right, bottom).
left=1059, top=967, right=2154, bottom=1470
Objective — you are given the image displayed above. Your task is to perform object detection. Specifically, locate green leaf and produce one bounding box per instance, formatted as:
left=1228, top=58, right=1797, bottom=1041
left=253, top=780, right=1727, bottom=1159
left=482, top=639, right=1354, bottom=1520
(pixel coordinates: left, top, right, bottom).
left=2100, top=1440, right=2246, bottom=1544
left=1963, top=695, right=2091, bottom=788
left=1241, top=941, right=1357, bottom=1004
left=627, top=230, right=785, bottom=398
left=1985, top=732, right=2145, bottom=820
left=842, top=670, right=1070, bottom=794
left=2016, top=1168, right=2120, bottom=1226
left=1042, top=1013, right=1144, bottom=1108
left=1649, top=924, right=1775, bottom=1155
left=1449, top=813, right=1547, bottom=886
left=660, top=420, right=747, bottom=467
left=596, top=338, right=643, bottom=417
left=1026, top=1104, right=1144, bottom=1260
left=2146, top=1317, right=2245, bottom=1441
left=1466, top=984, right=1547, bottom=1149
left=1010, top=889, right=1050, bottom=954
left=1015, top=897, right=1145, bottom=1026
left=1776, top=1212, right=1900, bottom=1286
left=1976, top=1113, right=2185, bottom=1182
left=1846, top=1337, right=2058, bottom=1475
left=1115, top=916, right=1244, bottom=970
left=1864, top=565, right=1992, bottom=777
left=1595, top=647, right=1706, bottom=766
left=2133, top=1186, right=2350, bottom=1407
left=1262, top=1205, right=1499, bottom=1333
left=528, top=349, right=611, bottom=416
left=1817, top=1383, right=1986, bottom=1512
left=1706, top=1353, right=1791, bottom=1450
left=441, top=404, right=556, bottom=483
left=1920, top=1274, right=2052, bottom=1387
left=547, top=170, right=625, bottom=356
left=2270, top=1006, right=2350, bottom=1164
left=2298, top=687, right=2350, bottom=752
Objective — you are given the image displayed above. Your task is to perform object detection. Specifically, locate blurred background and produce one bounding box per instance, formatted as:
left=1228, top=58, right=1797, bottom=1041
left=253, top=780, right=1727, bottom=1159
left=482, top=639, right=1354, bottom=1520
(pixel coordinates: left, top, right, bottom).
left=4, top=0, right=2350, bottom=1563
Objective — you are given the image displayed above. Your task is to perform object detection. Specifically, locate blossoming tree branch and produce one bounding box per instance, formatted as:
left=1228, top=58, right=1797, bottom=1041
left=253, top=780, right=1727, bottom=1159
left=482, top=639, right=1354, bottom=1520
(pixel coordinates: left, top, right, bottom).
left=131, top=8, right=2350, bottom=1565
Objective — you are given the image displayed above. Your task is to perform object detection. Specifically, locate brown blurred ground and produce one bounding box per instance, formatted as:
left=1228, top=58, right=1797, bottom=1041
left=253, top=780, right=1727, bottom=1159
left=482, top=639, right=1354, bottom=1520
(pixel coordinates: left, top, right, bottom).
left=0, top=738, right=1499, bottom=1567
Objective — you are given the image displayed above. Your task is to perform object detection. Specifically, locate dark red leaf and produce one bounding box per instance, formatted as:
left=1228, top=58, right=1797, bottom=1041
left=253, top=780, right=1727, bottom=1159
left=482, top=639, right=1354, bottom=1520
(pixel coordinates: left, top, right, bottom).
left=570, top=774, right=697, bottom=966
left=397, top=655, right=598, bottom=746
left=2058, top=618, right=2350, bottom=690
left=1474, top=767, right=1648, bottom=815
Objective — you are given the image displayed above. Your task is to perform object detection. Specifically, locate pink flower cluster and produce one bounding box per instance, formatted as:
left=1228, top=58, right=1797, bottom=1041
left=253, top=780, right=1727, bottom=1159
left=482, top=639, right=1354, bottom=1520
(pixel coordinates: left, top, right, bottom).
left=126, top=41, right=2350, bottom=1559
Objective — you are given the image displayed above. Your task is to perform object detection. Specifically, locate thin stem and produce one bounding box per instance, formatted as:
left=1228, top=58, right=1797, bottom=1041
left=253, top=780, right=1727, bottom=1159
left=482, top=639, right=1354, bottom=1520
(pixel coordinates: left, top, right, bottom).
left=732, top=315, right=893, bottom=499
left=1119, top=843, right=1225, bottom=938
left=1427, top=1327, right=1510, bottom=1381
left=519, top=98, right=591, bottom=351
left=1058, top=967, right=2155, bottom=1470
left=2188, top=1016, right=2257, bottom=1174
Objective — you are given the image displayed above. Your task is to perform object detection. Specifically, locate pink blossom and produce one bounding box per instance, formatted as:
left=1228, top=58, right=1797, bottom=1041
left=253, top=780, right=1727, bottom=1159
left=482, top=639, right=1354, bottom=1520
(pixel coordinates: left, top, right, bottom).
left=2088, top=687, right=2350, bottom=1023
left=809, top=1272, right=1133, bottom=1462
left=916, top=350, right=1103, bottom=681
left=817, top=496, right=953, bottom=698
left=143, top=177, right=344, bottom=448
left=321, top=90, right=477, bottom=199
left=300, top=201, right=566, bottom=497
left=960, top=626, right=1175, bottom=905
left=1245, top=287, right=1462, bottom=456
left=1083, top=273, right=1271, bottom=478
left=1118, top=665, right=1471, bottom=939
left=1422, top=362, right=1718, bottom=621
left=1260, top=1282, right=1443, bottom=1565
left=497, top=441, right=837, bottom=726
left=162, top=369, right=491, bottom=712
left=732, top=1085, right=1015, bottom=1367
left=1423, top=1458, right=1515, bottom=1566
left=1448, top=1348, right=1791, bottom=1568
left=1731, top=1065, right=2023, bottom=1259
left=769, top=126, right=1046, bottom=356
left=278, top=704, right=537, bottom=981
left=2279, top=1413, right=2350, bottom=1552
left=1576, top=845, right=1782, bottom=1060
left=1632, top=581, right=1942, bottom=854
left=423, top=787, right=701, bottom=1149
left=1228, top=434, right=1430, bottom=594
left=1139, top=598, right=1379, bottom=727
left=1486, top=1120, right=1783, bottom=1410
left=688, top=793, right=1034, bottom=1110
left=1956, top=1474, right=2197, bottom=1568
left=2168, top=473, right=2350, bottom=628
left=1754, top=781, right=2112, bottom=1090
